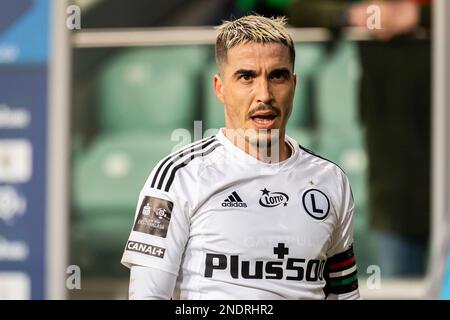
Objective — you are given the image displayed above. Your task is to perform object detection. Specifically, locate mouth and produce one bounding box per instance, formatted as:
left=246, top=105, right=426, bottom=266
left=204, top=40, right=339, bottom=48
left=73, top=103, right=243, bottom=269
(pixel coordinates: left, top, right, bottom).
left=250, top=111, right=278, bottom=129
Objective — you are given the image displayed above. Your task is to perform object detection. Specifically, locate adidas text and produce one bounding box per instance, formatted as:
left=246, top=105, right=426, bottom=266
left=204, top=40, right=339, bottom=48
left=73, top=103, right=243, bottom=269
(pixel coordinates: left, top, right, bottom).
left=222, top=202, right=247, bottom=208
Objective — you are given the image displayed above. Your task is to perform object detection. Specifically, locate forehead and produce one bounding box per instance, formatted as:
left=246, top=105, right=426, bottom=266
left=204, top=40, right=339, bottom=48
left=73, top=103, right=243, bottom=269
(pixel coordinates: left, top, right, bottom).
left=225, top=42, right=292, bottom=71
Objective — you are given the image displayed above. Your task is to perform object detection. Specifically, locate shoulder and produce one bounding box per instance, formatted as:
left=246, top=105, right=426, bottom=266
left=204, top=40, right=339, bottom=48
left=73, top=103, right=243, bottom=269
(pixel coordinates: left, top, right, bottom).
left=297, top=145, right=355, bottom=217
left=297, top=144, right=349, bottom=183
left=146, top=135, right=223, bottom=193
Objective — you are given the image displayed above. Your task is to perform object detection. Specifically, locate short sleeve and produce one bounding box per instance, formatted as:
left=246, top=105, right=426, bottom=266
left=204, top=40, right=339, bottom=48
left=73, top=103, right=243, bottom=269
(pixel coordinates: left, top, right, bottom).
left=121, top=171, right=190, bottom=276
left=324, top=171, right=360, bottom=299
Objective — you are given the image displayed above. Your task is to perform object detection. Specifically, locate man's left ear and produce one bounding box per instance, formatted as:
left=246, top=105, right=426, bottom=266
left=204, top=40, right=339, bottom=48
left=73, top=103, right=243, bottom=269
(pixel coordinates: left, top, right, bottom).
left=214, top=74, right=225, bottom=104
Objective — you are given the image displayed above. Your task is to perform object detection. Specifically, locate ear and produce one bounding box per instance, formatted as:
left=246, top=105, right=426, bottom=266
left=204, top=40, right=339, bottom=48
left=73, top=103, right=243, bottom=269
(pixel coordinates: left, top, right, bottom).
left=214, top=74, right=225, bottom=104
left=293, top=73, right=297, bottom=87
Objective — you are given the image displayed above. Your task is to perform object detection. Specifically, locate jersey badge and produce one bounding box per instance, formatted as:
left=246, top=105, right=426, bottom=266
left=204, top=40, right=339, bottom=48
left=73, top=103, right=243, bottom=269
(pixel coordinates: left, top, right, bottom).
left=302, top=189, right=330, bottom=220
left=133, top=196, right=173, bottom=237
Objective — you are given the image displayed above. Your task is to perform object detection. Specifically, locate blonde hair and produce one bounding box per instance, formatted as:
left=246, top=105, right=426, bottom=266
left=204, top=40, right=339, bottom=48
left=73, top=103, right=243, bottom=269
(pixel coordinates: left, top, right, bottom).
left=215, top=15, right=295, bottom=69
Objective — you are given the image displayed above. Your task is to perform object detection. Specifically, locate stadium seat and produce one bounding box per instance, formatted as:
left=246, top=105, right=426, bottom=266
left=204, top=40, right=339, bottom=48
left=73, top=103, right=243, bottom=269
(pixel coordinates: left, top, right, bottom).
left=289, top=43, right=326, bottom=128
left=316, top=129, right=367, bottom=212
left=71, top=130, right=184, bottom=274
left=97, top=46, right=209, bottom=134
left=72, top=131, right=180, bottom=213
left=315, top=41, right=360, bottom=130
left=287, top=127, right=316, bottom=150
left=286, top=43, right=326, bottom=150
left=203, top=60, right=225, bottom=130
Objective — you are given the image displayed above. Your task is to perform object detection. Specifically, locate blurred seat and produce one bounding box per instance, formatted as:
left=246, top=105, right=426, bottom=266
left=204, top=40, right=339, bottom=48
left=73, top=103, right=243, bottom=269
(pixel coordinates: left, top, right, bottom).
left=287, top=43, right=327, bottom=150
left=203, top=60, right=225, bottom=130
left=289, top=42, right=326, bottom=129
left=315, top=41, right=360, bottom=131
left=287, top=127, right=316, bottom=150
left=316, top=129, right=367, bottom=210
left=97, top=46, right=209, bottom=134
left=71, top=131, right=182, bottom=275
left=287, top=43, right=328, bottom=149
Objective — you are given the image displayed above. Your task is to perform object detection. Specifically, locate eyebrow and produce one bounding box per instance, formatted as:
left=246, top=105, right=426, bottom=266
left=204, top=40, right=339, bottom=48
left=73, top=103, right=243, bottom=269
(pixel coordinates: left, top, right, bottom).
left=233, top=69, right=257, bottom=79
left=268, top=68, right=291, bottom=77
left=233, top=68, right=292, bottom=79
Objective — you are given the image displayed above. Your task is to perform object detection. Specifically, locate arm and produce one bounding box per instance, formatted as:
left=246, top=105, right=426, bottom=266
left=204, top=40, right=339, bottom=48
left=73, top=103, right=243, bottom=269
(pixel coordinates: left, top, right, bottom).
left=121, top=162, right=190, bottom=300
left=325, top=171, right=361, bottom=300
left=325, top=246, right=361, bottom=300
left=129, top=265, right=177, bottom=300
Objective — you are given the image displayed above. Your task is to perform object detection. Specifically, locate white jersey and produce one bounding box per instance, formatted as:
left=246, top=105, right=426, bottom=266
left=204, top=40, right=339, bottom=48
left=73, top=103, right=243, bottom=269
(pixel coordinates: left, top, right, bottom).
left=121, top=129, right=360, bottom=299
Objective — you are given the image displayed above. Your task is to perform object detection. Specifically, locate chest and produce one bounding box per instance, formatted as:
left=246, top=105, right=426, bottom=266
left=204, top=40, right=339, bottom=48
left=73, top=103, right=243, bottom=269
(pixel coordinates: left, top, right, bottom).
left=190, top=173, right=339, bottom=261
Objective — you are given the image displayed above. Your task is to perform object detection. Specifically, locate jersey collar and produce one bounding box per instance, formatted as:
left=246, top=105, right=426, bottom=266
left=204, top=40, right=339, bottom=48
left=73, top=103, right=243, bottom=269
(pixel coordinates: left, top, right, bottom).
left=216, top=128, right=300, bottom=171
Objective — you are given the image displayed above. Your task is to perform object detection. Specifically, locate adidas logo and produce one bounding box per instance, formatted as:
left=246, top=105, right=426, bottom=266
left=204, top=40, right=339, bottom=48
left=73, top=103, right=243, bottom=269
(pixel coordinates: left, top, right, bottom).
left=222, top=191, right=247, bottom=208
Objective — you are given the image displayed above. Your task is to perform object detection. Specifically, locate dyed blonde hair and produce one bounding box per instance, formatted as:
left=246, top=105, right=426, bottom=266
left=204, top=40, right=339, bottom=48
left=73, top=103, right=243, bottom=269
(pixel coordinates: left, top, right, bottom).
left=215, top=15, right=295, bottom=69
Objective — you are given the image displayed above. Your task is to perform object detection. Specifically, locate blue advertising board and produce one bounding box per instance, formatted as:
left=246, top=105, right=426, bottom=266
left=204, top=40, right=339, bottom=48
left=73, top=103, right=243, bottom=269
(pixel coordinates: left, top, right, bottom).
left=0, top=0, right=50, bottom=299
left=0, top=0, right=49, bottom=64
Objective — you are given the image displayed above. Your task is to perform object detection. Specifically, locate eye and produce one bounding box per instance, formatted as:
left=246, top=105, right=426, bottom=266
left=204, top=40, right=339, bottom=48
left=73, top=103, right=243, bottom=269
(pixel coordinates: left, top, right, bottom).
left=239, top=73, right=253, bottom=82
left=270, top=71, right=288, bottom=81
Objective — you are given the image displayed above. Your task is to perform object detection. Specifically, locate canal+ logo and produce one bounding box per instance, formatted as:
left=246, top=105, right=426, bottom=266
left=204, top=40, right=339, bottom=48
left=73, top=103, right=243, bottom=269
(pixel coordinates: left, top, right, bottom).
left=259, top=188, right=289, bottom=208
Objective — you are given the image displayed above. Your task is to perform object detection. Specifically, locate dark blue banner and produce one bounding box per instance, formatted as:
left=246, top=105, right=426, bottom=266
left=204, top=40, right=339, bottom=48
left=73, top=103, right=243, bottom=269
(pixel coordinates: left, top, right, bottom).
left=0, top=0, right=50, bottom=299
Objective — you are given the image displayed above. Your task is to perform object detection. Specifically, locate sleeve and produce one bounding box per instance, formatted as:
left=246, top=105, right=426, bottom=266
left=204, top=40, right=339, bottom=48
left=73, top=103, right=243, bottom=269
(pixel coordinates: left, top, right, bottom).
left=324, top=171, right=361, bottom=300
left=120, top=168, right=190, bottom=278
left=129, top=265, right=177, bottom=300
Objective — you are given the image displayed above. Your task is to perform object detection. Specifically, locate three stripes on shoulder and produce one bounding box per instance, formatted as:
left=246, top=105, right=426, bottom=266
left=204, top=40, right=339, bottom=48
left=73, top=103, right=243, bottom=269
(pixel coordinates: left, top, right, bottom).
left=150, top=136, right=221, bottom=192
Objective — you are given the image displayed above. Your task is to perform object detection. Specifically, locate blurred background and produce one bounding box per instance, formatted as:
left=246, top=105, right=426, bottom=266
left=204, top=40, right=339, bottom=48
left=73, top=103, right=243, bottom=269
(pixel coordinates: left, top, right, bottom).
left=0, top=0, right=449, bottom=300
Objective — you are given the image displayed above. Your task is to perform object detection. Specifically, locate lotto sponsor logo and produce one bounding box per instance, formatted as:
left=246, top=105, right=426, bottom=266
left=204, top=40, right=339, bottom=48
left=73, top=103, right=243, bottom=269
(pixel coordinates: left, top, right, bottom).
left=259, top=188, right=289, bottom=208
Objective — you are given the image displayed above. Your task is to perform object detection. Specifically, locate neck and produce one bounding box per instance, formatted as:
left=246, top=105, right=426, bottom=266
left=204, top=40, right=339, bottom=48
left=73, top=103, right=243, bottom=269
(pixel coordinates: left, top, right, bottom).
left=223, top=128, right=292, bottom=163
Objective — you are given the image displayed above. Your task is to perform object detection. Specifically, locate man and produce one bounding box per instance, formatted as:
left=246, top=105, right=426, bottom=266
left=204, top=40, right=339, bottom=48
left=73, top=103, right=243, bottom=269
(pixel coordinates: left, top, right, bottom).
left=121, top=15, right=360, bottom=299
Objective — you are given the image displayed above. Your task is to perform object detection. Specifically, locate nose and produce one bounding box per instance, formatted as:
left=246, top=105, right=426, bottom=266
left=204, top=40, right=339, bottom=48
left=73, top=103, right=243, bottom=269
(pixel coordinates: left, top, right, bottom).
left=255, top=78, right=273, bottom=104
